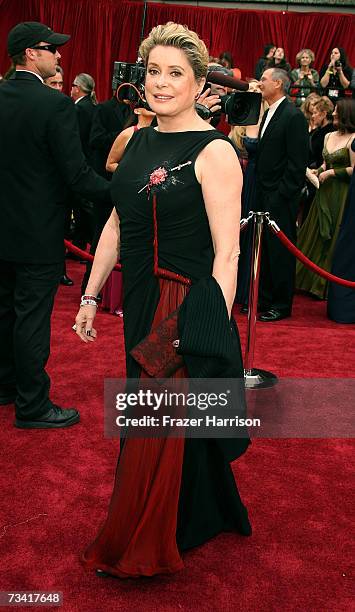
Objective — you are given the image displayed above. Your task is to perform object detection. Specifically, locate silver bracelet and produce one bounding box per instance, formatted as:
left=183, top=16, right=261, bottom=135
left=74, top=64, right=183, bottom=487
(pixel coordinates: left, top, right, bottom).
left=80, top=298, right=98, bottom=307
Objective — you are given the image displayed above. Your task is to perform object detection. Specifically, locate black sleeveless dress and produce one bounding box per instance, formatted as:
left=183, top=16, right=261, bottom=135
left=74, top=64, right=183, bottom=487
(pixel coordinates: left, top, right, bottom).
left=82, top=127, right=251, bottom=578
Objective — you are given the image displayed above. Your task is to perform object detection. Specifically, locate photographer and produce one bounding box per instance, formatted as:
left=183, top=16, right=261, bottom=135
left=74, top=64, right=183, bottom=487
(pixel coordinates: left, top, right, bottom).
left=320, top=47, right=352, bottom=103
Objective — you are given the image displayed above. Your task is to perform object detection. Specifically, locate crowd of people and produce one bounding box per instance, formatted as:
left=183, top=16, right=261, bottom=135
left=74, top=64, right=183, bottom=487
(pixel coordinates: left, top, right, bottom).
left=254, top=44, right=354, bottom=106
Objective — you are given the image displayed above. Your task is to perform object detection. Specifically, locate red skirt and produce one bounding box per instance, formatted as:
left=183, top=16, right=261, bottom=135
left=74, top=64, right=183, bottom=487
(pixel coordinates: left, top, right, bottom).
left=82, top=279, right=188, bottom=577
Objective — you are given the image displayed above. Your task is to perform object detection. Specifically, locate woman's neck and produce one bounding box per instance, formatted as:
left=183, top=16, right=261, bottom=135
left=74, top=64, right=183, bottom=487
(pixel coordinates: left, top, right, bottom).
left=156, top=109, right=211, bottom=133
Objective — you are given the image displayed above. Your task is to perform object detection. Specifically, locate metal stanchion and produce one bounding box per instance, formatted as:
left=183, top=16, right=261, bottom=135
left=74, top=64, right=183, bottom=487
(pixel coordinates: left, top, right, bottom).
left=244, top=212, right=278, bottom=389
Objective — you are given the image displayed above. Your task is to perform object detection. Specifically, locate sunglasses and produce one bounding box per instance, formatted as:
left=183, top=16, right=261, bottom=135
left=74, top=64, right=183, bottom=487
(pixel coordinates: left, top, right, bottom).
left=31, top=44, right=58, bottom=54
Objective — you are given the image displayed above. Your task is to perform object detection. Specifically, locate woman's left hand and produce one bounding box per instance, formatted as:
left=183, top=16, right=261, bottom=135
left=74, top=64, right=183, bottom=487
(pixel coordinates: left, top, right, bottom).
left=319, top=169, right=334, bottom=183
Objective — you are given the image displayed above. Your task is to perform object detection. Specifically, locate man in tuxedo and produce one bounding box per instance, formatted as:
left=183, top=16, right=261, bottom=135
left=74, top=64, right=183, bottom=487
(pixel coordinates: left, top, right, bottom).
left=0, top=21, right=110, bottom=428
left=70, top=73, right=98, bottom=255
left=71, top=73, right=97, bottom=162
left=256, top=68, right=309, bottom=321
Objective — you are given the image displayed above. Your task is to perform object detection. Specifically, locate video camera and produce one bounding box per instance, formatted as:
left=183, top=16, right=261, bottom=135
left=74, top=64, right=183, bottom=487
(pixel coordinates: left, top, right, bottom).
left=111, top=60, right=261, bottom=126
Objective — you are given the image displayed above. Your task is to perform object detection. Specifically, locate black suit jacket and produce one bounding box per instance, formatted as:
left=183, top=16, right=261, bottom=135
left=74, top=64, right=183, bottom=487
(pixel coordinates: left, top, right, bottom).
left=0, top=72, right=110, bottom=263
left=256, top=98, right=309, bottom=220
left=89, top=97, right=133, bottom=178
left=75, top=95, right=96, bottom=162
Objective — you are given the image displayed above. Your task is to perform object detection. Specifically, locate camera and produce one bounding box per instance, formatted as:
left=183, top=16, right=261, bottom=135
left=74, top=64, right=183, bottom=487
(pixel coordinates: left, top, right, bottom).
left=334, top=60, right=342, bottom=68
left=204, top=66, right=261, bottom=126
left=215, top=92, right=261, bottom=126
left=112, top=60, right=146, bottom=101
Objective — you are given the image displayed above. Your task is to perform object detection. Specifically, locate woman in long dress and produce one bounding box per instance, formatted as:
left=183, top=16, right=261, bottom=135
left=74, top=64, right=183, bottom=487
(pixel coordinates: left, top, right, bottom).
left=74, top=22, right=250, bottom=578
left=296, top=99, right=355, bottom=299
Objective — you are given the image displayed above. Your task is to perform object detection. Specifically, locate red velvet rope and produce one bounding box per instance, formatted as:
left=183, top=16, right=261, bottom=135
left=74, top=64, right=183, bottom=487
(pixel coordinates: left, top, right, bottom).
left=269, top=226, right=355, bottom=288
left=64, top=240, right=122, bottom=271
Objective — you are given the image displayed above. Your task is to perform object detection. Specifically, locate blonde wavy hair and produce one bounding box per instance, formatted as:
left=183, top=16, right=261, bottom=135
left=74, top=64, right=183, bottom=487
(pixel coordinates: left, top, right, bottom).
left=139, top=22, right=209, bottom=82
left=295, top=48, right=315, bottom=67
left=313, top=96, right=334, bottom=120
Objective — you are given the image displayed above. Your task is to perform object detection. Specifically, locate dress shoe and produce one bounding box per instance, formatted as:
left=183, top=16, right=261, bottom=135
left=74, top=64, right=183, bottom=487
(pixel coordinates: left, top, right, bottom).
left=258, top=309, right=290, bottom=322
left=15, top=405, right=80, bottom=429
left=60, top=274, right=74, bottom=286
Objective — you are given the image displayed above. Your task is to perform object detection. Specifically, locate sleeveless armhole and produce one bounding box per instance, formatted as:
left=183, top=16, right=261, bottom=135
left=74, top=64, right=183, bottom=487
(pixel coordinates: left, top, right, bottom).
left=121, top=126, right=142, bottom=156
left=192, top=131, right=239, bottom=183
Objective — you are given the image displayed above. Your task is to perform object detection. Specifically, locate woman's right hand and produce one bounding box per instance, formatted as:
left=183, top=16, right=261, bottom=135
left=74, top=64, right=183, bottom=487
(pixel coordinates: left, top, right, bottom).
left=74, top=305, right=98, bottom=343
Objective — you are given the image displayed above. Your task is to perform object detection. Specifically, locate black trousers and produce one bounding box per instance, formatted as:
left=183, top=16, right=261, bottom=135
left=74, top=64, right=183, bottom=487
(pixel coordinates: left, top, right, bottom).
left=259, top=195, right=298, bottom=314
left=0, top=259, right=62, bottom=419
left=71, top=194, right=94, bottom=250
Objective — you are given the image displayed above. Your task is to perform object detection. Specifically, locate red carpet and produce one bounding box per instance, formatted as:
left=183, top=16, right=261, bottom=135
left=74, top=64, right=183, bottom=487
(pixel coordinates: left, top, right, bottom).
left=0, top=262, right=353, bottom=611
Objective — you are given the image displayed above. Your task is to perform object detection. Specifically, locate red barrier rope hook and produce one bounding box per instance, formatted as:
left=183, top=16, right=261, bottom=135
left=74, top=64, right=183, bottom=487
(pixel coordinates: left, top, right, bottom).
left=265, top=215, right=355, bottom=289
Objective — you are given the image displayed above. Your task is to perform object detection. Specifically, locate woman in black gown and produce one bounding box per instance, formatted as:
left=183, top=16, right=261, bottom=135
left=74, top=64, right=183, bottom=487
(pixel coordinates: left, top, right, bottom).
left=74, top=22, right=250, bottom=578
left=328, top=138, right=355, bottom=322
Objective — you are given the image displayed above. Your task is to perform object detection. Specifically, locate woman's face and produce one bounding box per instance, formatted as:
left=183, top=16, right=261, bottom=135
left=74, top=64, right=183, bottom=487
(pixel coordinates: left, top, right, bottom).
left=145, top=45, right=203, bottom=118
left=308, top=100, right=317, bottom=114
left=331, top=48, right=341, bottom=62
left=332, top=106, right=339, bottom=128
left=312, top=107, right=327, bottom=127
left=300, top=53, right=311, bottom=67
left=274, top=48, right=285, bottom=61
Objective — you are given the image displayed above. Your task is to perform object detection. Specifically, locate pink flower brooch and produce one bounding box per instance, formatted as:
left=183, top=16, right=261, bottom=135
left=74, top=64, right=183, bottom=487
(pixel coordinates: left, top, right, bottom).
left=138, top=161, right=192, bottom=195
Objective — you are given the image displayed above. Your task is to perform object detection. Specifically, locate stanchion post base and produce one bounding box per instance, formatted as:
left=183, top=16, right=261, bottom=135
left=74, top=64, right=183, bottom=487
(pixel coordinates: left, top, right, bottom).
left=244, top=368, right=278, bottom=389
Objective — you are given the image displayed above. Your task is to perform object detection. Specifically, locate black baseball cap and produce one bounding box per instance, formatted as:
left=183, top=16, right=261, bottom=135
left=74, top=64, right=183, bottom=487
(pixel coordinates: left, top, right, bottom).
left=7, top=21, right=70, bottom=56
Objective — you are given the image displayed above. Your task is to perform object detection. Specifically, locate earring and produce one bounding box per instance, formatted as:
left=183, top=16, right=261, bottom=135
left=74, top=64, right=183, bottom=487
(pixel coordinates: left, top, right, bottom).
left=195, top=92, right=201, bottom=100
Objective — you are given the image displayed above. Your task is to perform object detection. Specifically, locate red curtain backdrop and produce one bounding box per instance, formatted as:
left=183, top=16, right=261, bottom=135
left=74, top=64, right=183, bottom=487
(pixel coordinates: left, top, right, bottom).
left=1, top=0, right=354, bottom=100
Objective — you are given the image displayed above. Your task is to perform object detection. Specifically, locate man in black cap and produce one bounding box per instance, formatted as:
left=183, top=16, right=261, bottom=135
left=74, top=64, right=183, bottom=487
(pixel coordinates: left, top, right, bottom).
left=0, top=22, right=111, bottom=429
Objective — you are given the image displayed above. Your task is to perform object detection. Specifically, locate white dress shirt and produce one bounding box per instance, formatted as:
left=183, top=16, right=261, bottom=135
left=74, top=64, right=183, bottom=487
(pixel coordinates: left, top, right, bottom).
left=260, top=96, right=286, bottom=138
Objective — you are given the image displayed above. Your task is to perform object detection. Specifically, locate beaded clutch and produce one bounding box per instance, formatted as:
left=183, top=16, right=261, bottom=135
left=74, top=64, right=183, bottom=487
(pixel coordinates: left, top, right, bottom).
left=130, top=309, right=184, bottom=379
